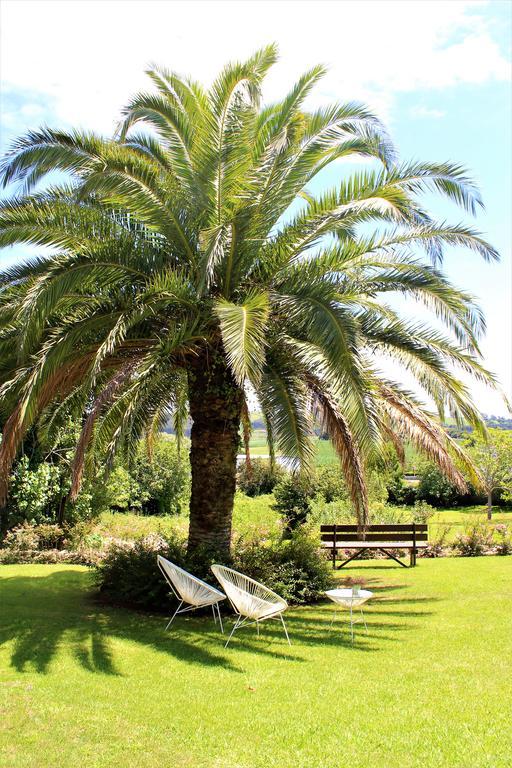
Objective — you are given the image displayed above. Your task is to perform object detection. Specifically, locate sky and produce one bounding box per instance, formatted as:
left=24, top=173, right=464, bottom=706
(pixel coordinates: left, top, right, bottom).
left=0, top=0, right=511, bottom=416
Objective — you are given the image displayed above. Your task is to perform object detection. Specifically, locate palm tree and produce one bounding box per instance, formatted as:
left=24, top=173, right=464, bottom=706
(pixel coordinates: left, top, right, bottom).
left=0, top=46, right=501, bottom=556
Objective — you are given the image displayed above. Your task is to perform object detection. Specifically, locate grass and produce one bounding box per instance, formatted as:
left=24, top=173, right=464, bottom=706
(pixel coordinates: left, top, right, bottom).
left=1, top=558, right=511, bottom=767
left=248, top=433, right=339, bottom=464
left=430, top=506, right=511, bottom=541
left=248, top=433, right=423, bottom=470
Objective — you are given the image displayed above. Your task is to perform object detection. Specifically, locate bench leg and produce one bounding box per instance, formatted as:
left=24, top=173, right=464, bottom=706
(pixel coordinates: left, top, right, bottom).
left=410, top=548, right=417, bottom=567
left=379, top=548, right=408, bottom=568
left=337, top=548, right=369, bottom=569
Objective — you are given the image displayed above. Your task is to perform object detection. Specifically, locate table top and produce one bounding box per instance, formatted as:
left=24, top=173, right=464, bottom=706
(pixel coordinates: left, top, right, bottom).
left=325, top=588, right=373, bottom=605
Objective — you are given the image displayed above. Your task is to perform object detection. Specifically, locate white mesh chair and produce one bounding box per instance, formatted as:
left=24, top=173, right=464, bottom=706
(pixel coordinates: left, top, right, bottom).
left=211, top=564, right=291, bottom=647
left=157, top=556, right=226, bottom=632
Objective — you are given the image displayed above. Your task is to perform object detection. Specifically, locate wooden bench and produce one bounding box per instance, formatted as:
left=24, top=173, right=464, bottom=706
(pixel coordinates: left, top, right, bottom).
left=320, top=524, right=428, bottom=568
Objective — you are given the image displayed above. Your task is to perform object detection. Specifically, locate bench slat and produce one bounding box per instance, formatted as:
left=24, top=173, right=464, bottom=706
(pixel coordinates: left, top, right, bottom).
left=320, top=532, right=427, bottom=542
left=320, top=524, right=427, bottom=532
left=322, top=542, right=428, bottom=548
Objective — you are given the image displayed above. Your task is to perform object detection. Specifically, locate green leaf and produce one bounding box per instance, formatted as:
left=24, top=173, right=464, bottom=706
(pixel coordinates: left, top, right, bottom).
left=215, top=292, right=270, bottom=385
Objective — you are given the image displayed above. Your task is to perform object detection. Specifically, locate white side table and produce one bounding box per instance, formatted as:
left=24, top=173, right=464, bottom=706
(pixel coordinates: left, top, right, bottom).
left=325, top=588, right=373, bottom=643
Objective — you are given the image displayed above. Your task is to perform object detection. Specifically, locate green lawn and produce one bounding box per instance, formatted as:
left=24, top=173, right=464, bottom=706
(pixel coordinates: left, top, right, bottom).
left=248, top=434, right=422, bottom=469
left=1, top=559, right=511, bottom=767
left=248, top=433, right=338, bottom=464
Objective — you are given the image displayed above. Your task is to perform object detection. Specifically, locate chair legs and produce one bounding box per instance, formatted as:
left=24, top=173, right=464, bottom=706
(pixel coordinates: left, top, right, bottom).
left=211, top=602, right=224, bottom=634
left=165, top=601, right=224, bottom=632
left=165, top=600, right=184, bottom=630
left=224, top=615, right=244, bottom=648
left=224, top=613, right=291, bottom=648
left=279, top=613, right=291, bottom=646
left=165, top=601, right=292, bottom=646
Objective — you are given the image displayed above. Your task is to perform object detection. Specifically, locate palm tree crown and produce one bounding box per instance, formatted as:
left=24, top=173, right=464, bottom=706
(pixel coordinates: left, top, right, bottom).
left=0, top=45, right=500, bottom=554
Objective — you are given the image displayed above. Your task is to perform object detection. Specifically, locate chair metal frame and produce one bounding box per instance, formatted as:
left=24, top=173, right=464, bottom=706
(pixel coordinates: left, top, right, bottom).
left=157, top=556, right=226, bottom=633
left=211, top=564, right=291, bottom=647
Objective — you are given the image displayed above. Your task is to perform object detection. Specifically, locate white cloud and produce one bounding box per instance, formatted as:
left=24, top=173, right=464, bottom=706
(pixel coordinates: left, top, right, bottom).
left=410, top=106, right=446, bottom=119
left=0, top=0, right=510, bottom=132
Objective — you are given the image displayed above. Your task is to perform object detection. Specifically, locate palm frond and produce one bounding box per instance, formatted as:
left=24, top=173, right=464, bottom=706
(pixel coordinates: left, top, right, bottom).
left=215, top=292, right=270, bottom=386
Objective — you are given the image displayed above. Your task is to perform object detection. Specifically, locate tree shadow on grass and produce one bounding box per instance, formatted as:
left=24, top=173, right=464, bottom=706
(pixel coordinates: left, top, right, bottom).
left=276, top=578, right=439, bottom=652
left=0, top=569, right=241, bottom=675
left=0, top=569, right=439, bottom=670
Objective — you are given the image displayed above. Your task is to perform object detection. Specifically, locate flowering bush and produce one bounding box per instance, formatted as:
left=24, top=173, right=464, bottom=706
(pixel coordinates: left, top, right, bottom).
left=2, top=522, right=41, bottom=551
left=453, top=524, right=493, bottom=556
left=0, top=546, right=102, bottom=566
left=3, top=522, right=66, bottom=551
left=423, top=526, right=452, bottom=557
left=493, top=524, right=512, bottom=555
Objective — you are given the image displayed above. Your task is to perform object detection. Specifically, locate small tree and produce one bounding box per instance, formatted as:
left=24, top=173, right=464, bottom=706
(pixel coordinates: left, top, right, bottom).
left=133, top=437, right=190, bottom=515
left=416, top=462, right=461, bottom=507
left=273, top=475, right=314, bottom=536
left=463, top=429, right=512, bottom=519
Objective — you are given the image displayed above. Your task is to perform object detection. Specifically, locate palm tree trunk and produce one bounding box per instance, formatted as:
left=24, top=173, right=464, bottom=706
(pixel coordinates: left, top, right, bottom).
left=487, top=490, right=493, bottom=520
left=187, top=345, right=243, bottom=558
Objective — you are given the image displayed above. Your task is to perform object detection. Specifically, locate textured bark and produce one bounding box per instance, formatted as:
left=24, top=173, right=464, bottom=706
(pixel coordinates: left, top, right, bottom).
left=487, top=490, right=493, bottom=520
left=187, top=345, right=243, bottom=557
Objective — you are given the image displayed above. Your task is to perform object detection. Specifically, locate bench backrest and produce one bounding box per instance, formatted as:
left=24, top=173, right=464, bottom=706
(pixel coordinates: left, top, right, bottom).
left=320, top=524, right=428, bottom=544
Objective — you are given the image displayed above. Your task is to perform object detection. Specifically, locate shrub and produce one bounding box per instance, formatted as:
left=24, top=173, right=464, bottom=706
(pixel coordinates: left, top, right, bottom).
left=307, top=496, right=353, bottom=528
left=387, top=481, right=418, bottom=506
left=104, top=438, right=191, bottom=516
left=104, top=466, right=138, bottom=512
left=273, top=475, right=313, bottom=535
left=493, top=524, right=512, bottom=555
left=412, top=500, right=435, bottom=524
left=422, top=526, right=451, bottom=558
left=416, top=464, right=471, bottom=508
left=237, top=459, right=284, bottom=497
left=233, top=532, right=334, bottom=604
left=312, top=466, right=347, bottom=503
left=64, top=520, right=105, bottom=550
left=453, top=524, right=493, bottom=557
left=7, top=456, right=62, bottom=527
left=367, top=472, right=389, bottom=504
left=2, top=419, right=100, bottom=530
left=0, top=547, right=102, bottom=566
left=96, top=528, right=333, bottom=610
left=33, top=523, right=65, bottom=549
left=2, top=522, right=41, bottom=551
left=96, top=533, right=188, bottom=609
left=133, top=437, right=190, bottom=515
left=2, top=522, right=66, bottom=551
left=369, top=503, right=408, bottom=524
